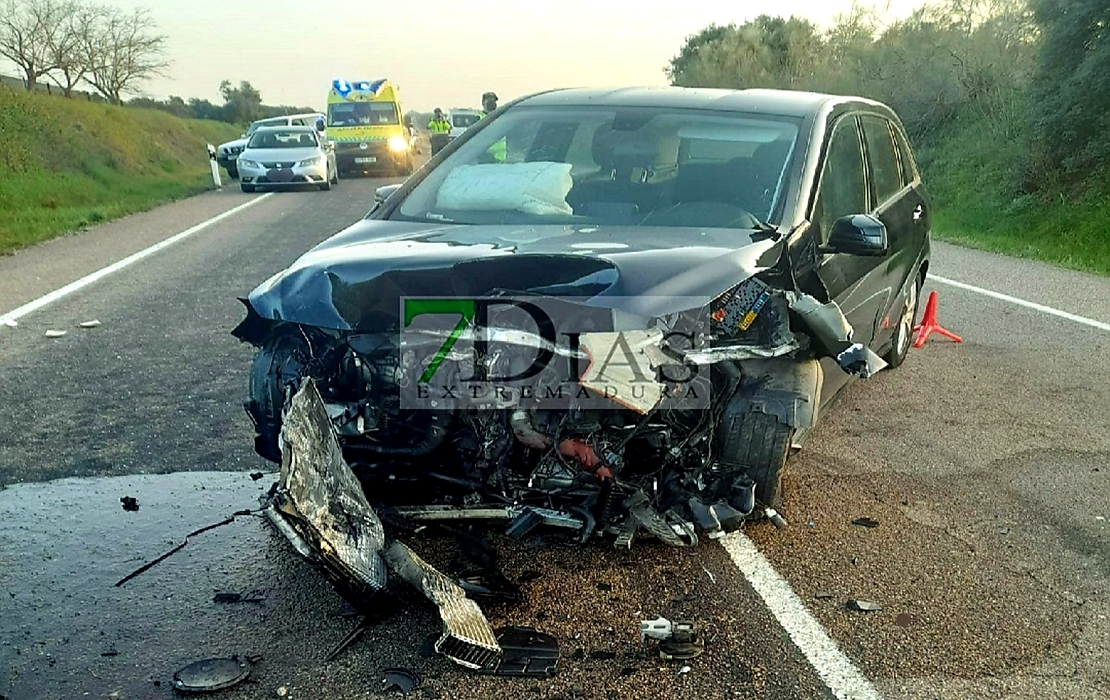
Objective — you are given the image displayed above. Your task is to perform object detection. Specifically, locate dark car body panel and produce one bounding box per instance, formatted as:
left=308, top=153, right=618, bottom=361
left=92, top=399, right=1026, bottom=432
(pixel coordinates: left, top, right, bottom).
left=245, top=221, right=786, bottom=333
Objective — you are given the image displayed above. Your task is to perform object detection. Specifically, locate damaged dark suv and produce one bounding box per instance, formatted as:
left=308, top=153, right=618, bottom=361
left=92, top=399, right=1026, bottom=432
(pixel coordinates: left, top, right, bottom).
left=232, top=88, right=930, bottom=663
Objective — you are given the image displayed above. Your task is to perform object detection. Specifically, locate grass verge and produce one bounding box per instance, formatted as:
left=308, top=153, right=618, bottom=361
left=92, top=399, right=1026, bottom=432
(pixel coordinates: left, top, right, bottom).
left=918, top=111, right=1110, bottom=277
left=0, top=86, right=240, bottom=255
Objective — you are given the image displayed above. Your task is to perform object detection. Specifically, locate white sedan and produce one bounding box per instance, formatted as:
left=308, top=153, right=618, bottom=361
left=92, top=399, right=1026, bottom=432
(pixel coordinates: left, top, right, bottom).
left=236, top=126, right=339, bottom=193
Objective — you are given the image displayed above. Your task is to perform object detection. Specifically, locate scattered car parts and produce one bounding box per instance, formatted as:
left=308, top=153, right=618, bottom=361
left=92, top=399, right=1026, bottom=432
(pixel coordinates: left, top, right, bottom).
left=171, top=657, right=251, bottom=694
left=380, top=668, right=421, bottom=693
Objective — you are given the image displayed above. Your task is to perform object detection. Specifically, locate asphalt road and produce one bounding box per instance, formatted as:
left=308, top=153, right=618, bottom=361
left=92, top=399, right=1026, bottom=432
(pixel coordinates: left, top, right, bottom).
left=0, top=177, right=1107, bottom=700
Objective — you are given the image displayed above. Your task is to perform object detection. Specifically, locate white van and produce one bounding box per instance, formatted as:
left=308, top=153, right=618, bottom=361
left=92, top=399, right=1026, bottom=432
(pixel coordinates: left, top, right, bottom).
left=447, top=109, right=482, bottom=140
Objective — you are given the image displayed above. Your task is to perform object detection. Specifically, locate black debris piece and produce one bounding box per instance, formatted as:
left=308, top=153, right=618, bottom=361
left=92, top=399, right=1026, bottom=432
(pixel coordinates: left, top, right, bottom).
left=381, top=668, right=421, bottom=694
left=100, top=647, right=118, bottom=657
left=213, top=590, right=266, bottom=604
left=569, top=649, right=585, bottom=661
left=589, top=650, right=617, bottom=660
left=485, top=627, right=559, bottom=677
left=120, top=496, right=139, bottom=512
left=250, top=472, right=265, bottom=481
left=458, top=571, right=522, bottom=603
left=596, top=582, right=612, bottom=592
left=172, top=657, right=250, bottom=693
left=519, top=571, right=542, bottom=584
left=851, top=517, right=880, bottom=529
left=847, top=599, right=883, bottom=612
left=115, top=509, right=256, bottom=587
left=325, top=617, right=371, bottom=662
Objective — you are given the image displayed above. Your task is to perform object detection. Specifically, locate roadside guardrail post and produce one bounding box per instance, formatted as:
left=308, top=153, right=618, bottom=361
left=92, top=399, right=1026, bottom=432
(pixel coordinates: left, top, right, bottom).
left=206, top=144, right=223, bottom=190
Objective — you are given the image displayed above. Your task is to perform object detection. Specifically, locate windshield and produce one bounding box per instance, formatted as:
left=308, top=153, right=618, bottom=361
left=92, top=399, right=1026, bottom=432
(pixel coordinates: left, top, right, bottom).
left=452, top=113, right=480, bottom=128
left=246, top=118, right=287, bottom=136
left=327, top=102, right=399, bottom=127
left=247, top=130, right=319, bottom=149
left=394, top=105, right=801, bottom=229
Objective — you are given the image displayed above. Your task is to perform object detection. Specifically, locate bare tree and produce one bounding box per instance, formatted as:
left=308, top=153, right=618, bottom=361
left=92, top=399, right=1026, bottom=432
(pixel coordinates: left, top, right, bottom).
left=0, top=0, right=72, bottom=91
left=81, top=5, right=168, bottom=105
left=45, top=0, right=94, bottom=97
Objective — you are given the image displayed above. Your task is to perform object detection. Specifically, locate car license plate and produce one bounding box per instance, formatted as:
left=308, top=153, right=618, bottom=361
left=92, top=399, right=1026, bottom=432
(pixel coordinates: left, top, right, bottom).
left=354, top=157, right=377, bottom=164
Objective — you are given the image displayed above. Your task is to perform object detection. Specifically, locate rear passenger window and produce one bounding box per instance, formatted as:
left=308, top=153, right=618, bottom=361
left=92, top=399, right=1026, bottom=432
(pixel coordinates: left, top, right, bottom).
left=861, top=116, right=901, bottom=204
left=814, top=116, right=868, bottom=239
left=892, top=126, right=919, bottom=186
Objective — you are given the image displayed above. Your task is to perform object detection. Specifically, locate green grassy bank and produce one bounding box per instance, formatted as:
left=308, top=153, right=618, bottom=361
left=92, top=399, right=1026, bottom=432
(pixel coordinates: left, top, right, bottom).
left=917, top=112, right=1110, bottom=277
left=0, top=86, right=239, bottom=254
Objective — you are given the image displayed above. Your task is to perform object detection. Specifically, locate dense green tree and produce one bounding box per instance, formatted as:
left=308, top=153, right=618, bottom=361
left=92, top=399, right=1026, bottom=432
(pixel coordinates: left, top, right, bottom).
left=1029, top=0, right=1110, bottom=179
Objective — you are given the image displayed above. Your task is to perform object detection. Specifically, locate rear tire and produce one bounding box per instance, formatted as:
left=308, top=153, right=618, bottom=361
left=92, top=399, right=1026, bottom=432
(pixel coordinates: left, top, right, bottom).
left=885, top=273, right=923, bottom=368
left=717, top=410, right=794, bottom=510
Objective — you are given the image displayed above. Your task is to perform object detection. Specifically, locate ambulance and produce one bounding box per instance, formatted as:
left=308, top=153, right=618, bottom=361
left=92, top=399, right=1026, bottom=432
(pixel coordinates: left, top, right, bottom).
left=326, top=79, right=414, bottom=176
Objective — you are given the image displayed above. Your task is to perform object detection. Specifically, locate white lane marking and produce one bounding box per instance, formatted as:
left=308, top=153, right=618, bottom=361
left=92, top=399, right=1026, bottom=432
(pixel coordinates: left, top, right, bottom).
left=930, top=274, right=1110, bottom=333
left=1, top=194, right=274, bottom=324
left=720, top=532, right=883, bottom=700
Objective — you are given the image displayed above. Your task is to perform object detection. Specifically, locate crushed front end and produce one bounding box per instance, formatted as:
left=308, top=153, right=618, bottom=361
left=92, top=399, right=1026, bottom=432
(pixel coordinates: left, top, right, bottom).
left=239, top=275, right=882, bottom=551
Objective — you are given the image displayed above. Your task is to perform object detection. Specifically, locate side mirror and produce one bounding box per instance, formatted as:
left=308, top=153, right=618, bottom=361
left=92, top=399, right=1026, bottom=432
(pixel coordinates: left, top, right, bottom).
left=374, top=184, right=403, bottom=208
left=819, top=214, right=888, bottom=256
left=315, top=118, right=325, bottom=132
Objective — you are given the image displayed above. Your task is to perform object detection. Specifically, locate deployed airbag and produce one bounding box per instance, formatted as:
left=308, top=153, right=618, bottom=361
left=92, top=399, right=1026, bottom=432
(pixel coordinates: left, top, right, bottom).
left=436, top=162, right=574, bottom=216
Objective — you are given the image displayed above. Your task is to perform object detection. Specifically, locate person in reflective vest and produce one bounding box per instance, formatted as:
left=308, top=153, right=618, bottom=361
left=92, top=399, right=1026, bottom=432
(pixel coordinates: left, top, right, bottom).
left=427, top=108, right=450, bottom=133
left=478, top=93, right=506, bottom=162
left=428, top=108, right=451, bottom=155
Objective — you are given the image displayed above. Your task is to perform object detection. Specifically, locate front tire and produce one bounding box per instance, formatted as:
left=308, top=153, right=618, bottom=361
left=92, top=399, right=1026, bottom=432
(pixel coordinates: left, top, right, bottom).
left=240, top=183, right=255, bottom=193
left=717, top=410, right=794, bottom=510
left=247, top=330, right=311, bottom=463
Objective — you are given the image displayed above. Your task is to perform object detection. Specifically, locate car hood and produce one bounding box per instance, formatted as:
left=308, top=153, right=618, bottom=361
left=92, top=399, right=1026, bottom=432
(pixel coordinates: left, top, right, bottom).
left=245, top=220, right=786, bottom=331
left=240, top=147, right=322, bottom=163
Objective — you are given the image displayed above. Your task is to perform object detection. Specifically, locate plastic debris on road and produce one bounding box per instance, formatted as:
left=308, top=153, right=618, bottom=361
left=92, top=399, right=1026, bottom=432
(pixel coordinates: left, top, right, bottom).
left=44, top=330, right=66, bottom=338
left=78, top=320, right=101, bottom=328
left=381, top=668, right=421, bottom=693
left=847, top=599, right=883, bottom=612
left=2, top=318, right=16, bottom=327
left=172, top=657, right=251, bottom=694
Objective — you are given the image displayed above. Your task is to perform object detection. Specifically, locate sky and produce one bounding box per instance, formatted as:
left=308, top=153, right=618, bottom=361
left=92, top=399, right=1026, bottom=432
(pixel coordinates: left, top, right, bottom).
left=7, top=0, right=929, bottom=112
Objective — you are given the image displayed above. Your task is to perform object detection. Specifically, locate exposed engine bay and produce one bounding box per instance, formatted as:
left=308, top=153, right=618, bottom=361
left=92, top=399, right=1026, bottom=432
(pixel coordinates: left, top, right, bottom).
left=242, top=275, right=886, bottom=552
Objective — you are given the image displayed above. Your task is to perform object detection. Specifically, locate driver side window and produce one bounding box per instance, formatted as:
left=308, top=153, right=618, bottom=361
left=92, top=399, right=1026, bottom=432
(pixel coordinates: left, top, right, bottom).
left=813, top=116, right=868, bottom=241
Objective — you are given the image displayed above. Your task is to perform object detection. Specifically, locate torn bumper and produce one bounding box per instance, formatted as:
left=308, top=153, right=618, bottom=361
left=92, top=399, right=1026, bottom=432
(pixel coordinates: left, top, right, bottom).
left=262, top=379, right=506, bottom=670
